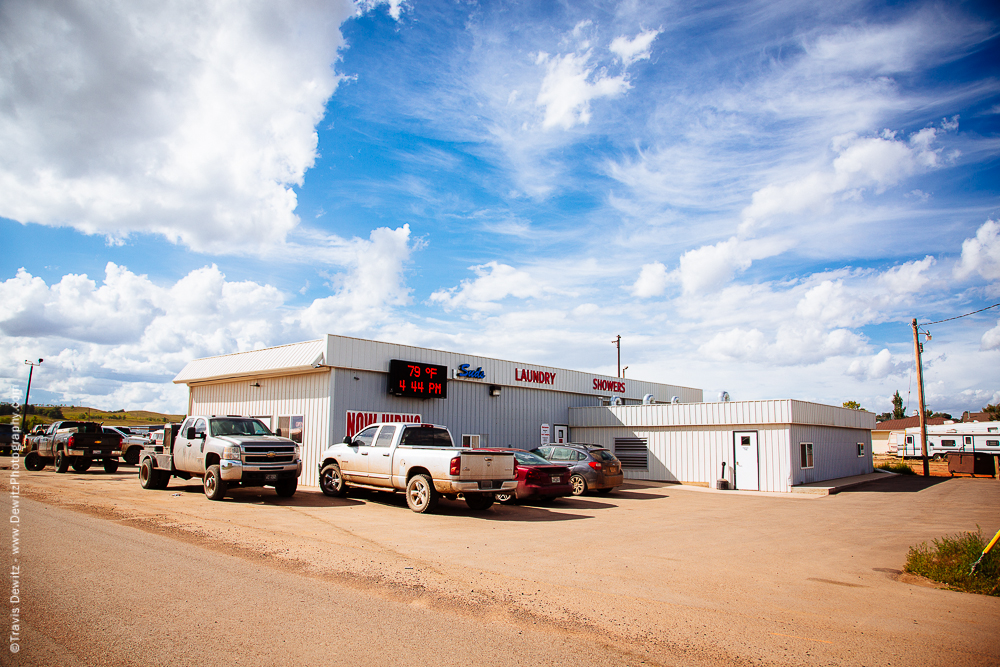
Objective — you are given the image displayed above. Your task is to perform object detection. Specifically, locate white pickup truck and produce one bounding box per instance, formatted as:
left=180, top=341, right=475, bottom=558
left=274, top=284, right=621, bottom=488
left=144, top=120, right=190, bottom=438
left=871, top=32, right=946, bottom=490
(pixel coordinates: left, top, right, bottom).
left=318, top=422, right=516, bottom=513
left=138, top=416, right=302, bottom=500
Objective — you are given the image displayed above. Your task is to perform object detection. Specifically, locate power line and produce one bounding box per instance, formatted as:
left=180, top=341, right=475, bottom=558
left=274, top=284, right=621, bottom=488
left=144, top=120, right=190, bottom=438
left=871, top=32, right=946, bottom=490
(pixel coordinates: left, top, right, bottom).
left=922, top=302, right=1000, bottom=326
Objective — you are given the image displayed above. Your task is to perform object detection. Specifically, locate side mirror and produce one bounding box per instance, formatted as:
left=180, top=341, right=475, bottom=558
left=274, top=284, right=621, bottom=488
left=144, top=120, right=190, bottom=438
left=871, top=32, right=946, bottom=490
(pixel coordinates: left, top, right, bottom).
left=186, top=427, right=196, bottom=440
left=343, top=436, right=353, bottom=445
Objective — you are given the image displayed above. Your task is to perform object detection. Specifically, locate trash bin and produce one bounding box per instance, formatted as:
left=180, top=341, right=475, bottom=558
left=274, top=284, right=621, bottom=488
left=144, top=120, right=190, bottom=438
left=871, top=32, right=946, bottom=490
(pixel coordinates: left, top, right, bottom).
left=715, top=479, right=729, bottom=490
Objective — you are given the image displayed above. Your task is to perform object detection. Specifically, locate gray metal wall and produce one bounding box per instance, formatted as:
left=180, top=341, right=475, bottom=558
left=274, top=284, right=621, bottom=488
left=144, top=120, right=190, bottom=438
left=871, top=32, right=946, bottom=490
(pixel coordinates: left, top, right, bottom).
left=330, top=368, right=604, bottom=451
left=789, top=424, right=872, bottom=485
left=569, top=423, right=793, bottom=492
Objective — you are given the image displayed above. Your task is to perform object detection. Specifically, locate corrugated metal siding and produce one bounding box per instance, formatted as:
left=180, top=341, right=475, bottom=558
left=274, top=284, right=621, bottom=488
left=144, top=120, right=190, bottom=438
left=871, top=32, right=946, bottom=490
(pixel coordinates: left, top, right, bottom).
left=569, top=400, right=872, bottom=429
left=570, top=425, right=793, bottom=492
left=325, top=334, right=701, bottom=404
left=330, top=368, right=606, bottom=455
left=187, top=370, right=331, bottom=488
left=789, top=425, right=872, bottom=486
left=174, top=340, right=325, bottom=383
left=570, top=401, right=795, bottom=428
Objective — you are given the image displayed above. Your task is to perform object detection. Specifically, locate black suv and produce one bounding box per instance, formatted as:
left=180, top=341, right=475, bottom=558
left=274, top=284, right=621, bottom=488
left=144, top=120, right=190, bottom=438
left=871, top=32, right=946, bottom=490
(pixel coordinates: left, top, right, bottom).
left=531, top=443, right=624, bottom=496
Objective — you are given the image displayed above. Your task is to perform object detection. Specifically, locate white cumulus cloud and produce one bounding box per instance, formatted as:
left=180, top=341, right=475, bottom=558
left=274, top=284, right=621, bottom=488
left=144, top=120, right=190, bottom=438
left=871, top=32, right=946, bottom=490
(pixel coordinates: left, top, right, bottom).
left=0, top=0, right=355, bottom=253
left=429, top=262, right=553, bottom=312
left=846, top=349, right=907, bottom=380
left=740, top=126, right=954, bottom=233
left=955, top=219, right=1000, bottom=282
left=631, top=261, right=671, bottom=298
left=982, top=320, right=1000, bottom=351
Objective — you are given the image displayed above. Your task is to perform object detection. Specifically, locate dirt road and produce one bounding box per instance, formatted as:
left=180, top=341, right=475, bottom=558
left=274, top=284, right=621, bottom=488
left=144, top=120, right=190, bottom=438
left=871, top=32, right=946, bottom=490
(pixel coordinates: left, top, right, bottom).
left=2, top=462, right=998, bottom=666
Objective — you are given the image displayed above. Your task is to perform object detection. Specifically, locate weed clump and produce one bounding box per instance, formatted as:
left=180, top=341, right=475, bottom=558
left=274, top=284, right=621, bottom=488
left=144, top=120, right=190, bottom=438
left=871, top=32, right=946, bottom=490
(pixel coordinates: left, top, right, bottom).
left=905, top=528, right=1000, bottom=596
left=876, top=461, right=915, bottom=475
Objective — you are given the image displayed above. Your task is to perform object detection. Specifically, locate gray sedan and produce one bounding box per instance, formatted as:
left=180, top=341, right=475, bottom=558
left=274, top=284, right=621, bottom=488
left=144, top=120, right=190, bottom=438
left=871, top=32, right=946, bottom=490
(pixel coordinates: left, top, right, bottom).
left=531, top=443, right=624, bottom=495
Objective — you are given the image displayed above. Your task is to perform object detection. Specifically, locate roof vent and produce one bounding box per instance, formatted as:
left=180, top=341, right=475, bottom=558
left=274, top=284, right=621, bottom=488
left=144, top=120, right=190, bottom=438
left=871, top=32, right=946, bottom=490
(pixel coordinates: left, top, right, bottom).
left=642, top=393, right=655, bottom=405
left=671, top=395, right=680, bottom=404
left=611, top=396, right=623, bottom=406
left=719, top=391, right=730, bottom=402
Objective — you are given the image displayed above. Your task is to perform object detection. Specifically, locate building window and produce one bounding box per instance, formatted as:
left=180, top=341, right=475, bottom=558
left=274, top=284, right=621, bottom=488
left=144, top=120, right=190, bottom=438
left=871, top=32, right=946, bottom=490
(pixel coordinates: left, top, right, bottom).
left=614, top=437, right=648, bottom=471
left=462, top=434, right=486, bottom=448
left=277, top=415, right=304, bottom=444
left=857, top=442, right=865, bottom=457
left=800, top=442, right=814, bottom=469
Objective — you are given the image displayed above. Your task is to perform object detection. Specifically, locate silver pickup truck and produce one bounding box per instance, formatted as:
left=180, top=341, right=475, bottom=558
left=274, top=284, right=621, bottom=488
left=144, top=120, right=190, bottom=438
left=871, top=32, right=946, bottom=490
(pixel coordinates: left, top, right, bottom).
left=138, top=416, right=302, bottom=500
left=318, top=422, right=516, bottom=512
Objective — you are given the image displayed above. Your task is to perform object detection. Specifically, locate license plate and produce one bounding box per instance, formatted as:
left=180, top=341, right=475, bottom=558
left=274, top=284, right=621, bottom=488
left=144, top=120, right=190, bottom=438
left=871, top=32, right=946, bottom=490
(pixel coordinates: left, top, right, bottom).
left=551, top=475, right=561, bottom=483
left=480, top=481, right=493, bottom=489
left=265, top=474, right=278, bottom=481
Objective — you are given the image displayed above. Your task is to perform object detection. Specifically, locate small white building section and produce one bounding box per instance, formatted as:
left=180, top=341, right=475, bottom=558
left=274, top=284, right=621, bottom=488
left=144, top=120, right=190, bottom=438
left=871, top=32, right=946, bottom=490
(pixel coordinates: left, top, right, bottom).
left=569, top=400, right=875, bottom=492
left=173, top=339, right=331, bottom=486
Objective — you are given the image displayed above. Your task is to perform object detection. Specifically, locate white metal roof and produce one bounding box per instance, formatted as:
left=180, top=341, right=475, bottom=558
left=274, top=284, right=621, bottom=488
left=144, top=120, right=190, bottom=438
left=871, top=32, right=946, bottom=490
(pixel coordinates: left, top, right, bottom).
left=173, top=340, right=325, bottom=384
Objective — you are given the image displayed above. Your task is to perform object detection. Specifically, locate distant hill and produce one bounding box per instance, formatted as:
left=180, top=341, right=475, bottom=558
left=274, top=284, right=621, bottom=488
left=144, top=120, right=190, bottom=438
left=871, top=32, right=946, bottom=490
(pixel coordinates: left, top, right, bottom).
left=4, top=405, right=185, bottom=429
left=62, top=407, right=186, bottom=426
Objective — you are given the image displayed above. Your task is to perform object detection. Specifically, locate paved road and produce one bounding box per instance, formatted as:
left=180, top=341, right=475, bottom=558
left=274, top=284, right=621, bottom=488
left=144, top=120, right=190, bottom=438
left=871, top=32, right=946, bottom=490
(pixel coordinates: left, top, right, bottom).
left=2, top=463, right=999, bottom=666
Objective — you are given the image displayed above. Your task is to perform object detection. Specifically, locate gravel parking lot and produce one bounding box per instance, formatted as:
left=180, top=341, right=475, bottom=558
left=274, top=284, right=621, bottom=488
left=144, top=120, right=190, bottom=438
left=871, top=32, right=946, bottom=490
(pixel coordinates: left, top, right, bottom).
left=3, top=458, right=999, bottom=666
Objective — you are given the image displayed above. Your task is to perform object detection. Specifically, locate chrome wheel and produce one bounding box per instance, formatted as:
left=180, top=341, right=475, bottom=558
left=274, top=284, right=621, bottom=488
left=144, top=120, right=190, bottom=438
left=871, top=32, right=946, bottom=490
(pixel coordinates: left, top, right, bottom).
left=320, top=463, right=347, bottom=497
left=405, top=474, right=437, bottom=513
left=570, top=474, right=586, bottom=496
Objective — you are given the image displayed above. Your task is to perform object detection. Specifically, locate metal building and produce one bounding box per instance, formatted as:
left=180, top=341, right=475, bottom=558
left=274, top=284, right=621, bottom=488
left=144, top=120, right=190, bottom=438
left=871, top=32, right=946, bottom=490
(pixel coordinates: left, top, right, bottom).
left=569, top=401, right=875, bottom=492
left=173, top=334, right=702, bottom=487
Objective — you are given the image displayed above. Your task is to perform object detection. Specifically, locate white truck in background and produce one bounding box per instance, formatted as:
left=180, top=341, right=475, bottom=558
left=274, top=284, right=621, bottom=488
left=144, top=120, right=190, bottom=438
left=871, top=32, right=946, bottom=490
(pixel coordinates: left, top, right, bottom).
left=318, top=422, right=516, bottom=513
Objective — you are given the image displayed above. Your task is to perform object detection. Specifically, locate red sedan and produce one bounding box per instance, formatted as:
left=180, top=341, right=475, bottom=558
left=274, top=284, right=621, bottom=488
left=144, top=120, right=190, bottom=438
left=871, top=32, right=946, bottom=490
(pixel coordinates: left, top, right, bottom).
left=488, top=448, right=573, bottom=504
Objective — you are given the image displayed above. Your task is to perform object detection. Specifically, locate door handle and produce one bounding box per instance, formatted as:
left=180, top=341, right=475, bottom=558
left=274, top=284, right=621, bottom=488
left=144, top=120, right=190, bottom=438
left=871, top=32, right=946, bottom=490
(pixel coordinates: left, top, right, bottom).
left=382, top=453, right=390, bottom=457
left=361, top=451, right=368, bottom=456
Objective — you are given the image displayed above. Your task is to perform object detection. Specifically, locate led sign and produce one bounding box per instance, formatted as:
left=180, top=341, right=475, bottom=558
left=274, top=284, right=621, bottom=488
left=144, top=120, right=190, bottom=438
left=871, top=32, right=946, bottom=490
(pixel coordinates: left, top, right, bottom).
left=388, top=359, right=448, bottom=399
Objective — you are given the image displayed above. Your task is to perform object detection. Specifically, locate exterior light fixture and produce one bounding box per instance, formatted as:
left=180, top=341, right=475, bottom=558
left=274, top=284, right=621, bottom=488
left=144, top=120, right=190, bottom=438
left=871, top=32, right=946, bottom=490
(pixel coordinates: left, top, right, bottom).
left=489, top=385, right=501, bottom=397
left=250, top=382, right=261, bottom=388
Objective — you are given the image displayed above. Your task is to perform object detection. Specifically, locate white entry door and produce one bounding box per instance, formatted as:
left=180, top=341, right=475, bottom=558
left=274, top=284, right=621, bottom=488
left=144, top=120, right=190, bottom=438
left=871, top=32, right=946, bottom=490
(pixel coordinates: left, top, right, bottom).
left=733, top=431, right=760, bottom=491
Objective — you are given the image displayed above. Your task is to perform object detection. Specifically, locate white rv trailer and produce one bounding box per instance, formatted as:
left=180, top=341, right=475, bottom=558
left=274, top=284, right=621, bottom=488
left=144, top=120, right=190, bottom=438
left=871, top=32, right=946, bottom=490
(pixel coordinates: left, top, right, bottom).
left=900, top=422, right=1000, bottom=458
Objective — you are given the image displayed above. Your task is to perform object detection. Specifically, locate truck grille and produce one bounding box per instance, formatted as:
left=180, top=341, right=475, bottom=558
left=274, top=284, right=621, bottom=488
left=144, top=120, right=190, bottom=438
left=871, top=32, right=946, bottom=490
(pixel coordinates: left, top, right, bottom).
left=242, top=443, right=296, bottom=464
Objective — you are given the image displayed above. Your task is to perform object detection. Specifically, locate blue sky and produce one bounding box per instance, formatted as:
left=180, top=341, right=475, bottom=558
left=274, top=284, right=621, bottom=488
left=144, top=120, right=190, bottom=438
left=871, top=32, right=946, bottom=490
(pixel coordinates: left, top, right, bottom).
left=1, top=0, right=998, bottom=417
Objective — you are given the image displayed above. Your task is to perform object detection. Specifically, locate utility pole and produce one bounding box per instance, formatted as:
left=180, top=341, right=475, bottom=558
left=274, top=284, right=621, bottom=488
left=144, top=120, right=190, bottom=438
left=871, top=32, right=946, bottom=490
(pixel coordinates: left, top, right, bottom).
left=612, top=335, right=621, bottom=378
left=21, top=359, right=43, bottom=444
left=911, top=319, right=930, bottom=477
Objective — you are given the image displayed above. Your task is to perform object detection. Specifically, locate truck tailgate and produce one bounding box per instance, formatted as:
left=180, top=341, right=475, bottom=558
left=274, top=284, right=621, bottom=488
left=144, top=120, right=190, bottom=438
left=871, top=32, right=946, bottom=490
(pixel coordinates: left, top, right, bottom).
left=458, top=451, right=514, bottom=480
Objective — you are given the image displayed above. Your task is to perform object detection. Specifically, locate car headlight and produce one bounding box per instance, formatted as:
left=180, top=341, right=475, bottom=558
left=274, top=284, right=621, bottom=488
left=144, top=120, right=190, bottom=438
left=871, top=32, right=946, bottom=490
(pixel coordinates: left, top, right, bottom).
left=294, top=444, right=301, bottom=460
left=223, top=444, right=241, bottom=460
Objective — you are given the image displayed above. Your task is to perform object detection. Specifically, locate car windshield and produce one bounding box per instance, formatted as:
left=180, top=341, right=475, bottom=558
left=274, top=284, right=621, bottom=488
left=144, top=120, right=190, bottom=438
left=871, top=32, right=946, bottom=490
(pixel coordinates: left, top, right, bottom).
left=399, top=426, right=453, bottom=447
left=590, top=449, right=617, bottom=461
left=513, top=450, right=550, bottom=465
left=209, top=418, right=273, bottom=437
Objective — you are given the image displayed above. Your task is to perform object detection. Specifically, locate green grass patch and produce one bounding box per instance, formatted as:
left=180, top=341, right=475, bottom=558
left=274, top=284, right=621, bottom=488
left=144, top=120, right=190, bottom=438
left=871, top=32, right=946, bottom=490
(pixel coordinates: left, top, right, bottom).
left=876, top=460, right=915, bottom=475
left=905, top=527, right=1000, bottom=596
